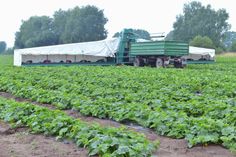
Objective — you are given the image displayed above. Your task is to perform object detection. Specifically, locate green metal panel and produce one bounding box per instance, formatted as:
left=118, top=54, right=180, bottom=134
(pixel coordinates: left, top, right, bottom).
left=130, top=41, right=189, bottom=56
left=116, top=29, right=136, bottom=64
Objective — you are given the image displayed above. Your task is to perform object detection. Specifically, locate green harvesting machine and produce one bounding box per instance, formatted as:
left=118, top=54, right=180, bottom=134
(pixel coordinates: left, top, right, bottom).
left=116, top=29, right=189, bottom=68
left=15, top=28, right=189, bottom=68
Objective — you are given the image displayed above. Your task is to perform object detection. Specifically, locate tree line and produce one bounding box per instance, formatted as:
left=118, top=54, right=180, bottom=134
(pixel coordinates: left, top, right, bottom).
left=14, top=5, right=108, bottom=49
left=0, top=41, right=14, bottom=54
left=1, top=1, right=236, bottom=54
left=166, top=1, right=236, bottom=52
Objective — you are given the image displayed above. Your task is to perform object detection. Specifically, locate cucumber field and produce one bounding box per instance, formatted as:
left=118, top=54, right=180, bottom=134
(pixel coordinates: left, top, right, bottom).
left=0, top=55, right=235, bottom=157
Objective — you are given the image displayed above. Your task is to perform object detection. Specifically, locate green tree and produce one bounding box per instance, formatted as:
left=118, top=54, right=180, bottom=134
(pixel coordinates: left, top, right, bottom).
left=113, top=29, right=151, bottom=40
left=3, top=48, right=14, bottom=54
left=15, top=16, right=57, bottom=48
left=223, top=31, right=236, bottom=49
left=113, top=32, right=120, bottom=38
left=61, top=5, right=108, bottom=43
left=165, top=31, right=174, bottom=40
left=15, top=5, right=108, bottom=48
left=133, top=29, right=151, bottom=40
left=231, top=41, right=236, bottom=52
left=0, top=41, right=7, bottom=53
left=53, top=9, right=69, bottom=44
left=190, top=35, right=215, bottom=48
left=172, top=1, right=230, bottom=48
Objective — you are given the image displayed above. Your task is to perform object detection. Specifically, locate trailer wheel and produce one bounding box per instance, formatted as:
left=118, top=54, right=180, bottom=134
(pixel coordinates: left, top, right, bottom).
left=174, top=59, right=186, bottom=68
left=156, top=58, right=163, bottom=68
left=134, top=58, right=144, bottom=67
left=174, top=61, right=186, bottom=68
left=147, top=58, right=156, bottom=67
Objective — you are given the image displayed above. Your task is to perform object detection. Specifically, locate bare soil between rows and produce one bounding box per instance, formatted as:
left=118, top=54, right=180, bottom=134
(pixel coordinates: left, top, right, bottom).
left=0, top=92, right=235, bottom=157
left=0, top=121, right=88, bottom=157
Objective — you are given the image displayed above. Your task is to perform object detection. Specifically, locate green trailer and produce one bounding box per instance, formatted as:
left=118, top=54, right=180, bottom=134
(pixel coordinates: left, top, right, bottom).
left=128, top=40, right=189, bottom=68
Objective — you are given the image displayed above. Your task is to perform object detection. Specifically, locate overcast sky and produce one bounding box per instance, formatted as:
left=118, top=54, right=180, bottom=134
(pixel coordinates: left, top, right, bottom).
left=0, top=0, right=235, bottom=47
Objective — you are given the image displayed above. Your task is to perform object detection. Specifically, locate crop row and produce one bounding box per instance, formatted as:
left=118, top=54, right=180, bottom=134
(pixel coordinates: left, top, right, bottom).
left=0, top=60, right=236, bottom=150
left=0, top=65, right=236, bottom=150
left=0, top=97, right=158, bottom=156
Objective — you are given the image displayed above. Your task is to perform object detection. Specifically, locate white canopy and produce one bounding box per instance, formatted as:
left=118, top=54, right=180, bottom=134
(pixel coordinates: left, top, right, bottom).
left=189, top=46, right=215, bottom=58
left=14, top=38, right=120, bottom=66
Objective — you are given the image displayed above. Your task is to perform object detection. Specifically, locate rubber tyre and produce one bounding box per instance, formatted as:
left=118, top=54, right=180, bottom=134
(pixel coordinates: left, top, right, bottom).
left=156, top=58, right=163, bottom=68
left=134, top=58, right=144, bottom=67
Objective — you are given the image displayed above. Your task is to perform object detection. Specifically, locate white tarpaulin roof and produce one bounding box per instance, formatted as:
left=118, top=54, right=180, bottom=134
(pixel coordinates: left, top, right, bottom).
left=15, top=38, right=120, bottom=56
left=14, top=38, right=120, bottom=66
left=189, top=46, right=215, bottom=57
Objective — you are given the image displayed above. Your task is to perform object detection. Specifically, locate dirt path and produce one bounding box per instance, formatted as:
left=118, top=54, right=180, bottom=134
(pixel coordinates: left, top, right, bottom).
left=0, top=92, right=235, bottom=157
left=0, top=121, right=87, bottom=157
